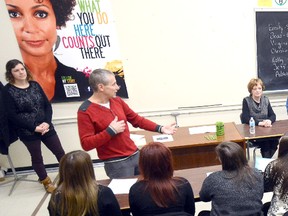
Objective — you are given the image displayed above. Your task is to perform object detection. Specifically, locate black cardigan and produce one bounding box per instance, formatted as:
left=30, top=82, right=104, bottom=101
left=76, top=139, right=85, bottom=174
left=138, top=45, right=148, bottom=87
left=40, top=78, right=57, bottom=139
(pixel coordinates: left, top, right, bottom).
left=0, top=81, right=18, bottom=155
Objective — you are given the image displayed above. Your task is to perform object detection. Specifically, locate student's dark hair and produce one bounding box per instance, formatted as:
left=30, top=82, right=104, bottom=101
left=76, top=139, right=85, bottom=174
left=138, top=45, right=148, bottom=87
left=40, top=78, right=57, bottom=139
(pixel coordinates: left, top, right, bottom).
left=216, top=142, right=258, bottom=187
left=49, top=150, right=99, bottom=216
left=270, top=135, right=288, bottom=199
left=278, top=134, right=288, bottom=158
left=139, top=142, right=181, bottom=208
left=5, top=59, right=33, bottom=83
left=36, top=0, right=76, bottom=27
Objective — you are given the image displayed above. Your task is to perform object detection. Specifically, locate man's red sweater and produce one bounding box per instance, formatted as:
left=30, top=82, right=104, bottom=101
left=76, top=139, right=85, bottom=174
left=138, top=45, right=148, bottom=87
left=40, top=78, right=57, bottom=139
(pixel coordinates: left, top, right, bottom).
left=77, top=97, right=160, bottom=160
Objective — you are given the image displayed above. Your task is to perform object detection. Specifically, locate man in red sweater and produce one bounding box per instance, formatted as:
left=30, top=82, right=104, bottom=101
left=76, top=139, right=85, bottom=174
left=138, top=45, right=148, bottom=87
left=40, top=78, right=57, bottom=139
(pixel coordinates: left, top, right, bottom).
left=77, top=68, right=177, bottom=178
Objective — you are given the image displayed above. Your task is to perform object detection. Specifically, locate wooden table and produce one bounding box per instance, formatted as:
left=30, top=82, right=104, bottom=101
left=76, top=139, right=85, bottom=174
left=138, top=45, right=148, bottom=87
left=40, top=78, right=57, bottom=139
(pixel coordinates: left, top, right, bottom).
left=236, top=119, right=288, bottom=160
left=236, top=119, right=288, bottom=140
left=98, top=165, right=221, bottom=210
left=132, top=122, right=245, bottom=169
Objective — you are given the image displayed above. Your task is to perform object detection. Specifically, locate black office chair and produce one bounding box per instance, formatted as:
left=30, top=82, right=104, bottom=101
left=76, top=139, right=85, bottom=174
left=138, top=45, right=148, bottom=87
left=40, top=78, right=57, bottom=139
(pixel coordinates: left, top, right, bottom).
left=0, top=153, right=38, bottom=195
left=240, top=113, right=261, bottom=164
left=158, top=212, right=193, bottom=216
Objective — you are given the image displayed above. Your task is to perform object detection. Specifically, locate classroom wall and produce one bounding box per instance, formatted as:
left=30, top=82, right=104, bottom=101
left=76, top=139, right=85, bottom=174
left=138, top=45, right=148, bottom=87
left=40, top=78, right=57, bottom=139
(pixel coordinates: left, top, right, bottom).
left=0, top=0, right=287, bottom=169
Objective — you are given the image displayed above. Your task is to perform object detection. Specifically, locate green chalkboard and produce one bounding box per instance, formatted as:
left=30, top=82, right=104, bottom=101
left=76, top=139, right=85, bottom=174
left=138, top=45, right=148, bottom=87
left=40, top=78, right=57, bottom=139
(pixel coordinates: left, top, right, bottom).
left=256, top=11, right=288, bottom=91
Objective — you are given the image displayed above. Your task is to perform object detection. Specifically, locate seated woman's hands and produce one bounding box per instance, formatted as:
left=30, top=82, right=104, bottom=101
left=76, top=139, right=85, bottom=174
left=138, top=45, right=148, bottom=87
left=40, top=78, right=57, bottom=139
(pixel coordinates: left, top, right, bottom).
left=258, top=120, right=272, bottom=127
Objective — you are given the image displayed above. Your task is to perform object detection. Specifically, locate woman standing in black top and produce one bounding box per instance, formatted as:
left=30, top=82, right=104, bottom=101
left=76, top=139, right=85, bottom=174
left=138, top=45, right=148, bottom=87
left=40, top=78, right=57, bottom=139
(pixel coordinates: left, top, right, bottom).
left=2, top=59, right=65, bottom=193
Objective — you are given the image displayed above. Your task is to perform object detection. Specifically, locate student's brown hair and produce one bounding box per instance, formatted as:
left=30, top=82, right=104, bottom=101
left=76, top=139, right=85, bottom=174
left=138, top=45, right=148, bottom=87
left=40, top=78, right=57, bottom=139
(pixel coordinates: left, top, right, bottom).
left=216, top=141, right=259, bottom=187
left=139, top=142, right=180, bottom=207
left=270, top=135, right=288, bottom=199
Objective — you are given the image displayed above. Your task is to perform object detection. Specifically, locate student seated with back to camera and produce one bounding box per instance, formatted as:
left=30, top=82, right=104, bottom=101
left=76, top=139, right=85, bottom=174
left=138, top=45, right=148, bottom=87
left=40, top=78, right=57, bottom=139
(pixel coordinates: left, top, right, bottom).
left=129, top=142, right=195, bottom=216
left=48, top=150, right=122, bottom=216
left=262, top=135, right=288, bottom=215
left=198, top=142, right=264, bottom=216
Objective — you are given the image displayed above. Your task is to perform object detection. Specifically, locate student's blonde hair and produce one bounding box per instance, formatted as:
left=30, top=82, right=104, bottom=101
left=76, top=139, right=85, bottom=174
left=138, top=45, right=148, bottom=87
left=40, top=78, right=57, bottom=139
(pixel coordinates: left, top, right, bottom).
left=49, top=150, right=99, bottom=216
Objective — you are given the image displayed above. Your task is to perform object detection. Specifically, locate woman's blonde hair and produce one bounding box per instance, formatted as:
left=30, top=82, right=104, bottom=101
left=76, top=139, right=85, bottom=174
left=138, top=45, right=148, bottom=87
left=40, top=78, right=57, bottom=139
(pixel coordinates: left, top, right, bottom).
left=49, top=150, right=99, bottom=216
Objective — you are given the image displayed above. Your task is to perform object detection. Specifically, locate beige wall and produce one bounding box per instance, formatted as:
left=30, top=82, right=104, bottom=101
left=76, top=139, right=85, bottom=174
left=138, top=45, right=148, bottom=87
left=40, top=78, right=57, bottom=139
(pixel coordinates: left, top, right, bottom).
left=0, top=0, right=287, bottom=169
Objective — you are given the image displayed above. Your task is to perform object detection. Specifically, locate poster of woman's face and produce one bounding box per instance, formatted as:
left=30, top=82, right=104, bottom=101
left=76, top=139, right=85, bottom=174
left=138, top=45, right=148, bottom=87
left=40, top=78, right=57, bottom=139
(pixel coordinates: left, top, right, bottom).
left=5, top=0, right=128, bottom=103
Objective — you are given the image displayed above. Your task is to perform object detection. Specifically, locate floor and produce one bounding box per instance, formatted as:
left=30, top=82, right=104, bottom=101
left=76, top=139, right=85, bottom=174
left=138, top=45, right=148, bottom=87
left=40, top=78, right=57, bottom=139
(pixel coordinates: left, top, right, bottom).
left=0, top=148, right=275, bottom=216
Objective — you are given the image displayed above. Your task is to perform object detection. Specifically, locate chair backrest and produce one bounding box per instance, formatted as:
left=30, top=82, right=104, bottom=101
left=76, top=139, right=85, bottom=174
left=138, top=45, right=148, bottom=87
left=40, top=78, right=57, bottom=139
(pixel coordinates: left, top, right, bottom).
left=240, top=113, right=245, bottom=124
left=157, top=212, right=193, bottom=216
left=286, top=97, right=288, bottom=114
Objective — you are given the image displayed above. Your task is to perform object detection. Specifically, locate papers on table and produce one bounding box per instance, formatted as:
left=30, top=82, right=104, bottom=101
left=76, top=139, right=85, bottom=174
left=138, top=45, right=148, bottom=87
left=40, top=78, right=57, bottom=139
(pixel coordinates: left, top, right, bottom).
left=130, top=134, right=147, bottom=147
left=206, top=172, right=213, bottom=177
left=108, top=178, right=138, bottom=194
left=255, top=157, right=275, bottom=172
left=152, top=134, right=174, bottom=142
left=189, top=125, right=216, bottom=135
left=130, top=133, right=174, bottom=146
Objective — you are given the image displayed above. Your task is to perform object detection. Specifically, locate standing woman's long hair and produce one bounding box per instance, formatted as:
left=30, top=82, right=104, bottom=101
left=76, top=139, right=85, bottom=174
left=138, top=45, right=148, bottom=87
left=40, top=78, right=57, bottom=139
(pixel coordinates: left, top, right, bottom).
left=216, top=142, right=258, bottom=187
left=49, top=150, right=99, bottom=216
left=270, top=135, right=288, bottom=199
left=139, top=142, right=179, bottom=208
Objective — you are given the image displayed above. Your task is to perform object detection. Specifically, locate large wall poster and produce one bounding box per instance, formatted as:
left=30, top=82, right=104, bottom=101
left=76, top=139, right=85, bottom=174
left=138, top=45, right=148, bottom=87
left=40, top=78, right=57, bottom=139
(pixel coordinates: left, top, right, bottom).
left=5, top=0, right=128, bottom=103
left=55, top=0, right=129, bottom=100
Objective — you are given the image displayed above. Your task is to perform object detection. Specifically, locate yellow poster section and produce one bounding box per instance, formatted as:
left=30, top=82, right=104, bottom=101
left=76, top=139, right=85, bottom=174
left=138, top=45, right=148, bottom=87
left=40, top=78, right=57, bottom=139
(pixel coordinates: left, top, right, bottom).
left=258, top=0, right=272, bottom=7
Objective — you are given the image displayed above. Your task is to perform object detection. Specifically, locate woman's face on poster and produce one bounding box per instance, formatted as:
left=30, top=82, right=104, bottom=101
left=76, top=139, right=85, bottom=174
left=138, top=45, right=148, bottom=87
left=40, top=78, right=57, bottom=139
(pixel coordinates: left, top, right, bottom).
left=5, top=0, right=57, bottom=57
